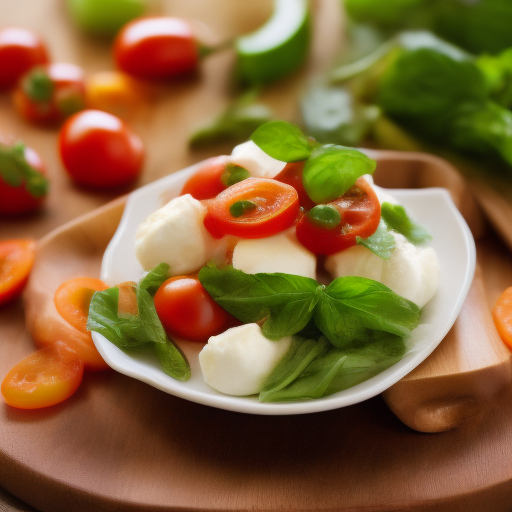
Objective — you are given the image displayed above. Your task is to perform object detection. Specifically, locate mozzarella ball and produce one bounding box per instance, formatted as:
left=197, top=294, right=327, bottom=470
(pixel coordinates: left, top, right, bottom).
left=325, top=232, right=439, bottom=308
left=135, top=194, right=214, bottom=274
left=199, top=323, right=292, bottom=396
left=230, top=140, right=286, bottom=178
left=232, top=232, right=317, bottom=279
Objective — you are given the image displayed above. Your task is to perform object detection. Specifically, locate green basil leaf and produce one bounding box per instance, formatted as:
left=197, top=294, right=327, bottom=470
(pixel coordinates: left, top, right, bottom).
left=381, top=202, right=432, bottom=244
left=198, top=265, right=321, bottom=340
left=356, top=219, right=396, bottom=259
left=477, top=48, right=512, bottom=109
left=314, top=276, right=421, bottom=348
left=139, top=263, right=170, bottom=296
left=250, top=121, right=313, bottom=162
left=302, top=144, right=376, bottom=203
left=153, top=339, right=191, bottom=382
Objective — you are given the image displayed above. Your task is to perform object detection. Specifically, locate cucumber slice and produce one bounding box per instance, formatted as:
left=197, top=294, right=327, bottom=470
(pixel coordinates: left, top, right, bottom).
left=235, top=0, right=311, bottom=85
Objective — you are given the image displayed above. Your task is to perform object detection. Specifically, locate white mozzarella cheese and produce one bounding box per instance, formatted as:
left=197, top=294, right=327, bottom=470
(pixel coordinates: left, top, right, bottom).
left=230, top=140, right=287, bottom=178
left=325, top=232, right=439, bottom=308
left=199, top=323, right=292, bottom=396
left=135, top=194, right=214, bottom=275
left=232, top=232, right=317, bottom=279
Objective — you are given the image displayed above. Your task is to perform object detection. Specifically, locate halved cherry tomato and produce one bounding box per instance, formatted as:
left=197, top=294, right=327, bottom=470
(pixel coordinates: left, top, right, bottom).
left=0, top=239, right=36, bottom=307
left=59, top=109, right=144, bottom=188
left=181, top=156, right=231, bottom=200
left=13, top=62, right=86, bottom=124
left=114, top=17, right=199, bottom=81
left=204, top=177, right=299, bottom=239
left=154, top=276, right=238, bottom=343
left=54, top=277, right=108, bottom=333
left=295, top=177, right=381, bottom=255
left=0, top=27, right=49, bottom=90
left=274, top=161, right=315, bottom=210
left=493, top=287, right=512, bottom=351
left=0, top=141, right=48, bottom=216
left=1, top=342, right=84, bottom=409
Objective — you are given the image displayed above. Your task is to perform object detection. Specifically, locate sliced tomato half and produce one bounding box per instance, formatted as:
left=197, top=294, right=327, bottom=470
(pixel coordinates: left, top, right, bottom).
left=296, top=177, right=381, bottom=255
left=203, top=177, right=299, bottom=239
left=274, top=161, right=315, bottom=210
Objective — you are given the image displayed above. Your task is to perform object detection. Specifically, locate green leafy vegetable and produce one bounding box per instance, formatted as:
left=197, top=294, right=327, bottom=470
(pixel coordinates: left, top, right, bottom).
left=250, top=120, right=313, bottom=162
left=307, top=204, right=341, bottom=229
left=221, top=164, right=250, bottom=187
left=229, top=200, right=257, bottom=218
left=22, top=69, right=54, bottom=102
left=381, top=202, right=432, bottom=244
left=302, top=144, right=376, bottom=203
left=0, top=141, right=49, bottom=198
left=477, top=48, right=512, bottom=109
left=357, top=219, right=396, bottom=259
left=314, top=276, right=421, bottom=348
left=87, top=265, right=190, bottom=381
left=198, top=265, right=320, bottom=340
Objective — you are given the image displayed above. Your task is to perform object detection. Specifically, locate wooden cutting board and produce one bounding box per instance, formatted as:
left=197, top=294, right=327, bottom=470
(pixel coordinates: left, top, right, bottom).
left=2, top=151, right=512, bottom=512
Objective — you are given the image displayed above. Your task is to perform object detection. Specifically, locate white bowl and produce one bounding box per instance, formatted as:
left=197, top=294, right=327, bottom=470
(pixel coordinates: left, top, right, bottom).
left=92, top=160, right=476, bottom=415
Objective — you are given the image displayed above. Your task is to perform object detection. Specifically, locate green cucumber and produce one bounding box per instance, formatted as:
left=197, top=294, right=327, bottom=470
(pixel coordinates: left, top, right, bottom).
left=235, top=0, right=311, bottom=85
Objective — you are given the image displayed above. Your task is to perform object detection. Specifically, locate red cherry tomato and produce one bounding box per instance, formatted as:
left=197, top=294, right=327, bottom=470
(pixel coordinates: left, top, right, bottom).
left=204, top=178, right=299, bottom=239
left=296, top=177, right=381, bottom=255
left=1, top=342, right=84, bottom=409
left=59, top=109, right=144, bottom=188
left=114, top=17, right=199, bottom=80
left=180, top=156, right=230, bottom=200
left=0, top=141, right=48, bottom=215
left=0, top=27, right=49, bottom=90
left=274, top=161, right=315, bottom=209
left=154, top=276, right=238, bottom=343
left=13, top=62, right=86, bottom=124
left=0, top=239, right=36, bottom=307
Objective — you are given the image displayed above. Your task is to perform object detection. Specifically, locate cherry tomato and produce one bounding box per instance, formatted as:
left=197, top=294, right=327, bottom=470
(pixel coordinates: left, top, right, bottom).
left=59, top=109, right=144, bottom=188
left=493, top=286, right=512, bottom=351
left=204, top=177, right=299, bottom=239
left=154, top=276, right=238, bottom=343
left=274, top=160, right=315, bottom=209
left=0, top=27, right=49, bottom=90
left=54, top=277, right=108, bottom=333
left=0, top=140, right=48, bottom=216
left=180, top=156, right=231, bottom=200
left=13, top=62, right=86, bottom=124
left=295, top=177, right=381, bottom=255
left=0, top=239, right=36, bottom=307
left=1, top=342, right=84, bottom=409
left=113, top=17, right=199, bottom=80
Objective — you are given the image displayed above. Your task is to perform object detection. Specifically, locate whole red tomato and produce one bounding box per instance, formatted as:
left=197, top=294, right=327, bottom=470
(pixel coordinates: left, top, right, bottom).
left=13, top=62, right=86, bottom=124
left=0, top=27, right=49, bottom=90
left=154, top=276, right=238, bottom=343
left=0, top=139, right=48, bottom=216
left=114, top=17, right=199, bottom=80
left=59, top=109, right=144, bottom=188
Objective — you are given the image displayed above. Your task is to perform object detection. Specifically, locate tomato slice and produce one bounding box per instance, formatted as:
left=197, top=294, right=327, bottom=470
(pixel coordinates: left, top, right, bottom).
left=1, top=342, right=84, bottom=409
left=204, top=177, right=299, bottom=239
left=295, top=177, right=381, bottom=255
left=180, top=157, right=230, bottom=200
left=493, top=286, right=512, bottom=351
left=0, top=239, right=36, bottom=307
left=154, top=276, right=239, bottom=343
left=274, top=161, right=315, bottom=209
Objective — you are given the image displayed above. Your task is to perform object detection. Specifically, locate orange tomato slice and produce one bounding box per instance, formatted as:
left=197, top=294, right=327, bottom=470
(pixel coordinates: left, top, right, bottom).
left=0, top=239, right=36, bottom=307
left=1, top=342, right=84, bottom=409
left=493, top=286, right=512, bottom=351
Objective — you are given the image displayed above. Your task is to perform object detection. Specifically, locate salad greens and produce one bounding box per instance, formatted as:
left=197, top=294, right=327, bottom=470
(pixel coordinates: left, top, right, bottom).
left=87, top=263, right=190, bottom=382
left=380, top=202, right=432, bottom=244
left=356, top=219, right=396, bottom=259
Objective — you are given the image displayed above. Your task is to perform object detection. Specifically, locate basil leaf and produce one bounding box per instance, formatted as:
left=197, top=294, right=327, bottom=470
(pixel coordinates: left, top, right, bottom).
left=314, top=276, right=421, bottom=348
left=139, top=263, right=170, bottom=295
left=198, top=265, right=321, bottom=340
left=381, top=202, right=432, bottom=244
left=356, top=219, right=396, bottom=259
left=302, top=144, right=376, bottom=203
left=250, top=121, right=313, bottom=162
left=153, top=339, right=191, bottom=382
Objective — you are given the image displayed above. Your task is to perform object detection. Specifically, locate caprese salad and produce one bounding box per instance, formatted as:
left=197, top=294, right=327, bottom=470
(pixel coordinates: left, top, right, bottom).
left=87, top=121, right=439, bottom=402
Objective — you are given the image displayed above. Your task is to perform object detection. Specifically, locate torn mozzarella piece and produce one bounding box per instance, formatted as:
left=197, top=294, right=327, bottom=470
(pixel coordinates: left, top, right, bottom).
left=135, top=194, right=215, bottom=275
left=230, top=140, right=286, bottom=178
left=232, top=232, right=317, bottom=279
left=325, top=232, right=439, bottom=308
left=199, top=323, right=291, bottom=396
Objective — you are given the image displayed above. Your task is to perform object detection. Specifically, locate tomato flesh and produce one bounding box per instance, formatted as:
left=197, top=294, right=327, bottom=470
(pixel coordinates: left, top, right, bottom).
left=154, top=276, right=238, bottom=343
left=296, top=177, right=381, bottom=255
left=204, top=177, right=299, bottom=239
left=181, top=156, right=230, bottom=200
left=274, top=161, right=315, bottom=210
left=493, top=287, right=512, bottom=351
left=1, top=342, right=84, bottom=409
left=0, top=239, right=36, bottom=307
